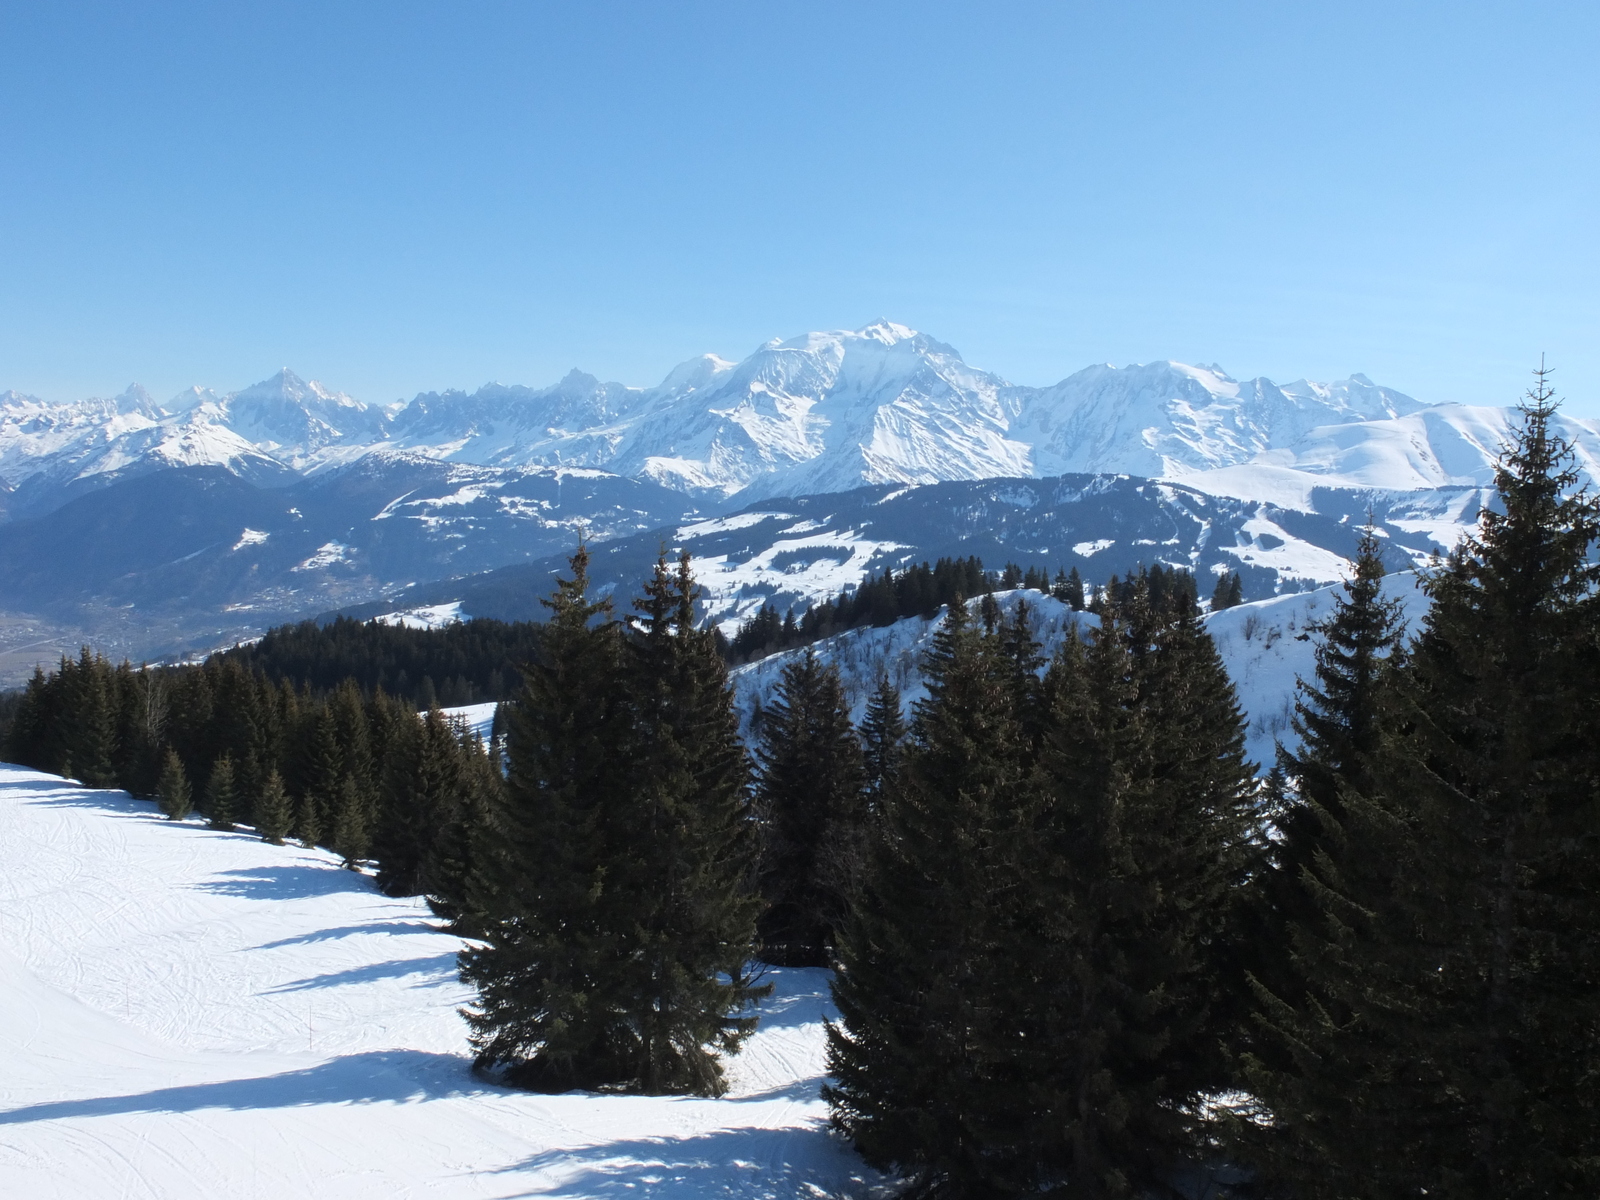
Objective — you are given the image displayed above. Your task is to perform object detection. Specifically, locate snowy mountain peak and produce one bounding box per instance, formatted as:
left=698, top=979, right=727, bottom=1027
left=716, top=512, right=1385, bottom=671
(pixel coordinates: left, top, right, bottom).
left=655, top=353, right=736, bottom=398
left=164, top=385, right=223, bottom=414
left=856, top=318, right=920, bottom=346
left=230, top=368, right=361, bottom=411
left=112, top=384, right=159, bottom=416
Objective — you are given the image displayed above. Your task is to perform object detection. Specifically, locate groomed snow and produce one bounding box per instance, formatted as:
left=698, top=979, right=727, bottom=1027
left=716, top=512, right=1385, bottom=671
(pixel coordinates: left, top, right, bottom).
left=0, top=765, right=880, bottom=1198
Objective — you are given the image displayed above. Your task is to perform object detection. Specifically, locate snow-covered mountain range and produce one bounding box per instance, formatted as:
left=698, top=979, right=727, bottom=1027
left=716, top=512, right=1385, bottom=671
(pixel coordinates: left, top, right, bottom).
left=0, top=322, right=1585, bottom=680
left=7, top=322, right=1589, bottom=517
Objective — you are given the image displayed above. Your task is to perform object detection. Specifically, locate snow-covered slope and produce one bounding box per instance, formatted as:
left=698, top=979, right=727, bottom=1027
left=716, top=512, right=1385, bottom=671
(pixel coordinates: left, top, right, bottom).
left=1204, top=573, right=1426, bottom=765
left=732, top=575, right=1428, bottom=771
left=1181, top=403, right=1600, bottom=507
left=0, top=764, right=876, bottom=1198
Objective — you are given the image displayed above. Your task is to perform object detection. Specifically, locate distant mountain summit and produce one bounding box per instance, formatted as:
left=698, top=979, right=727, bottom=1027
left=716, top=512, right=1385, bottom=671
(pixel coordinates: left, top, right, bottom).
left=1015, top=361, right=1427, bottom=478
left=3, top=324, right=1593, bottom=518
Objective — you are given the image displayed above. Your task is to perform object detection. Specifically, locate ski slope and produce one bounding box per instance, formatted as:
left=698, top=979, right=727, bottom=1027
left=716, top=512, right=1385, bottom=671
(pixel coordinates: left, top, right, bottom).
left=0, top=765, right=878, bottom=1198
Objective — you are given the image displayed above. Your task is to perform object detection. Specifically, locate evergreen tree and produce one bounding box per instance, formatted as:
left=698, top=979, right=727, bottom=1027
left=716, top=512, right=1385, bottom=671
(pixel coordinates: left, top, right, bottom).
left=255, top=769, right=292, bottom=845
left=1253, top=525, right=1407, bottom=1001
left=156, top=748, right=192, bottom=821
left=464, top=548, right=765, bottom=1096
left=298, top=704, right=344, bottom=840
left=1065, top=565, right=1086, bottom=611
left=204, top=753, right=238, bottom=831
left=71, top=649, right=118, bottom=788
left=614, top=551, right=768, bottom=1092
left=426, top=727, right=500, bottom=935
left=331, top=773, right=370, bottom=869
left=462, top=545, right=628, bottom=1088
left=753, top=649, right=866, bottom=966
left=859, top=672, right=905, bottom=805
left=1210, top=570, right=1242, bottom=610
left=373, top=706, right=465, bottom=896
left=827, top=598, right=1045, bottom=1195
left=4, top=666, right=55, bottom=772
left=295, top=789, right=323, bottom=848
left=1243, top=369, right=1600, bottom=1198
left=1028, top=581, right=1258, bottom=1194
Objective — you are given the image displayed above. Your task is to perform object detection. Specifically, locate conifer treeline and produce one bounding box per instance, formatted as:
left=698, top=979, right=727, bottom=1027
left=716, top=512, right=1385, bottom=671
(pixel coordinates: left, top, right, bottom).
left=224, top=613, right=544, bottom=707
left=3, top=652, right=499, bottom=898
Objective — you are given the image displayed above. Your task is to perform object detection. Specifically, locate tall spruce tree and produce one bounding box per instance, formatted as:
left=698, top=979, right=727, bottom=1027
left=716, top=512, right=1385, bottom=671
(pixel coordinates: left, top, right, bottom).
left=614, top=551, right=768, bottom=1092
left=255, top=769, right=292, bottom=845
left=859, top=672, right=905, bottom=806
left=753, top=649, right=866, bottom=966
left=205, top=753, right=238, bottom=831
left=1065, top=565, right=1086, bottom=611
left=299, top=704, right=344, bottom=842
left=374, top=706, right=467, bottom=896
left=994, top=575, right=1258, bottom=1196
left=462, top=546, right=625, bottom=1088
left=426, top=726, right=500, bottom=936
left=71, top=649, right=118, bottom=788
left=1252, top=525, right=1407, bottom=1002
left=295, top=789, right=322, bottom=848
left=332, top=774, right=370, bottom=869
left=1243, top=369, right=1600, bottom=1199
left=463, top=548, right=765, bottom=1095
left=156, top=748, right=192, bottom=821
left=827, top=598, right=1047, bottom=1195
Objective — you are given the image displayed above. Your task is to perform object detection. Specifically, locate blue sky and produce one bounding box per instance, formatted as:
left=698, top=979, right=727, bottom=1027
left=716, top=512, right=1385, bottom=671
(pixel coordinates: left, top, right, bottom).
left=2, top=1, right=1596, bottom=411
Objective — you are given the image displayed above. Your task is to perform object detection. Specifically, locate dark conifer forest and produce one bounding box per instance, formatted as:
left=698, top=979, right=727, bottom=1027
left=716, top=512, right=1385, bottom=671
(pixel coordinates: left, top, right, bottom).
left=4, top=375, right=1599, bottom=1195
left=223, top=613, right=545, bottom=707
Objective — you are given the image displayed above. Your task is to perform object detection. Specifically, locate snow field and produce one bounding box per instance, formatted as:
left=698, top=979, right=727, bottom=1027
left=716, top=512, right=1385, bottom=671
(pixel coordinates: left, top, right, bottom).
left=0, top=766, right=878, bottom=1198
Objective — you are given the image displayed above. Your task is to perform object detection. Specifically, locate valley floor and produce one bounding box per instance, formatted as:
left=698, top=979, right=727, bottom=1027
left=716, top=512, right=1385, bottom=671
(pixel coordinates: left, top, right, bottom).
left=0, top=764, right=876, bottom=1198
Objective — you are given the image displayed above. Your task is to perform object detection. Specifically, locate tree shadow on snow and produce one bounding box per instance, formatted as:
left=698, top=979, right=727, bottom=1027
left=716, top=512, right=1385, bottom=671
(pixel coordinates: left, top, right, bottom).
left=252, top=920, right=442, bottom=949
left=264, top=951, right=460, bottom=993
left=0, top=773, right=152, bottom=818
left=193, top=864, right=374, bottom=902
left=0, top=1050, right=488, bottom=1125
left=493, top=1122, right=884, bottom=1200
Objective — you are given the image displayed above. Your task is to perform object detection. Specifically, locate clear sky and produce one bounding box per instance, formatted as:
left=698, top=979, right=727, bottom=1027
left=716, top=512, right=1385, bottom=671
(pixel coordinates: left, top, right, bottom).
left=2, top=1, right=1596, bottom=412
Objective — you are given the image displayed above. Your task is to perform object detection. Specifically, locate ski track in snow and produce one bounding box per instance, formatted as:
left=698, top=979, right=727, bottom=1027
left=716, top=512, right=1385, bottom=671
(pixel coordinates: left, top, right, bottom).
left=0, top=766, right=884, bottom=1198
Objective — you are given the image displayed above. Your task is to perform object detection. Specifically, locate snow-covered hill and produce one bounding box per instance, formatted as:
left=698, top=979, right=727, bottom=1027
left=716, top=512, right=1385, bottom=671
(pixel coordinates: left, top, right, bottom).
left=0, top=764, right=876, bottom=1198
left=731, top=575, right=1428, bottom=771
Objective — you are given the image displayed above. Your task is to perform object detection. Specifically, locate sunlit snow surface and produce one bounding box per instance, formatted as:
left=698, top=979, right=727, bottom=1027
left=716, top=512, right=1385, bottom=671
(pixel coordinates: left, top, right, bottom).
left=372, top=600, right=468, bottom=630
left=0, top=766, right=881, bottom=1199
left=440, top=701, right=499, bottom=743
